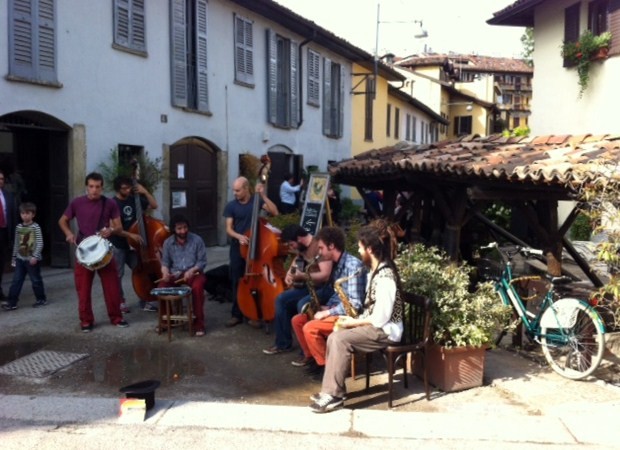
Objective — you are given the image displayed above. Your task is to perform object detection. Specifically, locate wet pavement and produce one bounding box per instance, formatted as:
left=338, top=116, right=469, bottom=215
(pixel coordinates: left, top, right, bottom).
left=1, top=245, right=620, bottom=447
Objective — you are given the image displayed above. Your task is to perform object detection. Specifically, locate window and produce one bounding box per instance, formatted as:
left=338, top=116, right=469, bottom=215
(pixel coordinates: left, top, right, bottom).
left=323, top=58, right=343, bottom=138
left=113, top=0, right=146, bottom=54
left=564, top=2, right=581, bottom=67
left=267, top=29, right=299, bottom=128
left=234, top=14, right=254, bottom=86
left=8, top=0, right=58, bottom=85
left=118, top=144, right=143, bottom=167
left=405, top=113, right=411, bottom=141
left=364, top=77, right=374, bottom=141
left=394, top=107, right=400, bottom=139
left=412, top=116, right=417, bottom=142
left=386, top=104, right=391, bottom=137
left=454, top=116, right=472, bottom=136
left=589, top=0, right=609, bottom=35
left=307, top=49, right=320, bottom=106
left=514, top=117, right=521, bottom=128
left=170, top=0, right=209, bottom=112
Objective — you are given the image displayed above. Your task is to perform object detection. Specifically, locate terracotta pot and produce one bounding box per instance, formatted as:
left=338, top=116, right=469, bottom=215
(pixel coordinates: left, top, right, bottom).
left=416, top=343, right=487, bottom=392
left=590, top=47, right=609, bottom=61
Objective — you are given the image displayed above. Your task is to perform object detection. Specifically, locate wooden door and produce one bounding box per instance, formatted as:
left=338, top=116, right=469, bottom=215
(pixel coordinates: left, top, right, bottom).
left=170, top=140, right=217, bottom=246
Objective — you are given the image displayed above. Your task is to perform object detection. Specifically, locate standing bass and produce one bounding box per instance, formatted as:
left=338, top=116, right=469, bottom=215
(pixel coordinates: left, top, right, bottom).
left=127, top=160, right=171, bottom=303
left=237, top=156, right=288, bottom=325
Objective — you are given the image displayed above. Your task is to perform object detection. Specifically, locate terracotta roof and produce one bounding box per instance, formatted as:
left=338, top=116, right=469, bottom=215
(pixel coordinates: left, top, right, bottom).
left=329, top=134, right=620, bottom=193
left=398, top=53, right=533, bottom=74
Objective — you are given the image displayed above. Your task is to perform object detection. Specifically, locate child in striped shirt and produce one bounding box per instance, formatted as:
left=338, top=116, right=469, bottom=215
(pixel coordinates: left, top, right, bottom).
left=2, top=202, right=48, bottom=310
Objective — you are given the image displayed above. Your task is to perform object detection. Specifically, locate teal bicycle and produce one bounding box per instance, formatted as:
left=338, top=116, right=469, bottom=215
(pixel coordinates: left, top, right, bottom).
left=481, top=242, right=606, bottom=380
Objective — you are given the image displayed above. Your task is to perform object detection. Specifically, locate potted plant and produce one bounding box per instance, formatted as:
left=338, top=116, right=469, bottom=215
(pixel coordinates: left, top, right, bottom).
left=561, top=30, right=612, bottom=97
left=396, top=243, right=512, bottom=392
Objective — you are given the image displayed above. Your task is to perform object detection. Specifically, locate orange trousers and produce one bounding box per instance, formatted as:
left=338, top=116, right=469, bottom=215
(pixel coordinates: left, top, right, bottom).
left=291, top=314, right=338, bottom=366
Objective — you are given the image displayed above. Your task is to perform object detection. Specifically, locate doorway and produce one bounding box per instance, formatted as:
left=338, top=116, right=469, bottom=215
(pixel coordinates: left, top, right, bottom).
left=169, top=138, right=218, bottom=246
left=0, top=111, right=70, bottom=267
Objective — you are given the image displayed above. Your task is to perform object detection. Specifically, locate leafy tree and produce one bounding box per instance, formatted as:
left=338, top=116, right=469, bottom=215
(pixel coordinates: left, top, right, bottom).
left=521, top=27, right=534, bottom=66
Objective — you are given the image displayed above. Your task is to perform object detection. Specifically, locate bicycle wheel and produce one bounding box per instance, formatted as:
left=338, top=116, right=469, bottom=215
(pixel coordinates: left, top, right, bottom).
left=540, top=298, right=605, bottom=380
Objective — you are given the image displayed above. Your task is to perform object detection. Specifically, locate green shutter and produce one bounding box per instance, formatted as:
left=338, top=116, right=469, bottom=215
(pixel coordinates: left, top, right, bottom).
left=290, top=40, right=299, bottom=128
left=323, top=58, right=332, bottom=136
left=195, top=0, right=209, bottom=112
left=266, top=29, right=278, bottom=124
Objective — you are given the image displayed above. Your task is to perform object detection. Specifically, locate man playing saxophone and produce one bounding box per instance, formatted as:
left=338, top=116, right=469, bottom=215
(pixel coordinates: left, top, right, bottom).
left=310, top=219, right=403, bottom=413
left=291, top=226, right=366, bottom=377
left=262, top=225, right=332, bottom=355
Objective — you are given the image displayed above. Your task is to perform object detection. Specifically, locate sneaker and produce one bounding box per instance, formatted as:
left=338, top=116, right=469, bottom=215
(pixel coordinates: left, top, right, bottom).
left=32, top=299, right=48, bottom=308
left=310, top=392, right=346, bottom=402
left=195, top=330, right=205, bottom=337
left=247, top=319, right=262, bottom=329
left=116, top=320, right=129, bottom=328
left=142, top=303, right=157, bottom=312
left=81, top=324, right=94, bottom=333
left=309, top=393, right=343, bottom=413
left=120, top=302, right=131, bottom=313
left=2, top=304, right=17, bottom=311
left=291, top=356, right=314, bottom=367
left=263, top=345, right=293, bottom=355
left=1, top=300, right=9, bottom=307
left=304, top=360, right=322, bottom=374
left=225, top=317, right=243, bottom=328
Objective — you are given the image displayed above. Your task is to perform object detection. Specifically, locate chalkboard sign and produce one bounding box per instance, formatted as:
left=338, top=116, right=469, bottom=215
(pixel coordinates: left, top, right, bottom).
left=300, top=173, right=329, bottom=235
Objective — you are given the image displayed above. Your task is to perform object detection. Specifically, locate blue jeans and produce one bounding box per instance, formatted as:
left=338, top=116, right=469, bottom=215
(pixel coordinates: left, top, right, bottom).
left=273, top=284, right=334, bottom=349
left=7, top=258, right=47, bottom=306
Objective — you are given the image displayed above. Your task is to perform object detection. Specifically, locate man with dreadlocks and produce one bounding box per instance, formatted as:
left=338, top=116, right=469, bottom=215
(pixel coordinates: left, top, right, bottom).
left=309, top=219, right=403, bottom=413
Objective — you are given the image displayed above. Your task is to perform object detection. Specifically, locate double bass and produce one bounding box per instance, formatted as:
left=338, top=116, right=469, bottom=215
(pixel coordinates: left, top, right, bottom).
left=127, top=160, right=172, bottom=302
left=237, top=156, right=288, bottom=324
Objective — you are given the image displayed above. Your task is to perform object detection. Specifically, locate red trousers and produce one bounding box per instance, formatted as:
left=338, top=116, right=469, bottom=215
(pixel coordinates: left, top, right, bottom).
left=291, top=314, right=337, bottom=366
left=74, top=259, right=123, bottom=326
left=158, top=274, right=206, bottom=332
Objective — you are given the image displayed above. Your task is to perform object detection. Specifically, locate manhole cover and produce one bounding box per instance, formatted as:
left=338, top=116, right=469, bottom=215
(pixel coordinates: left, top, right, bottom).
left=0, top=350, right=88, bottom=378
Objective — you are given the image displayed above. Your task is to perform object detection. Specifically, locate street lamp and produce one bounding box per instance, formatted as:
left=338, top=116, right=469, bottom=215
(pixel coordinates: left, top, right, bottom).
left=373, top=2, right=428, bottom=99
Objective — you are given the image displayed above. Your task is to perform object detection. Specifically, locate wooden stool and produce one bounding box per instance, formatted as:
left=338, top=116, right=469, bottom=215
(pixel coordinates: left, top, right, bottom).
left=152, top=287, right=193, bottom=342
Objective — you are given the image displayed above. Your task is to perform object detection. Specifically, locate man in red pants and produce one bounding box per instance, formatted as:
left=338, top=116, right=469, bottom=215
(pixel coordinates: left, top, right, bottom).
left=58, top=172, right=128, bottom=332
left=291, top=226, right=366, bottom=379
left=158, top=215, right=207, bottom=336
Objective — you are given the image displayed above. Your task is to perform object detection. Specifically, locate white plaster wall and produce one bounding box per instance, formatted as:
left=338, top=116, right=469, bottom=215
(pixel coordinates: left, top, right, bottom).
left=0, top=0, right=352, bottom=201
left=532, top=0, right=620, bottom=135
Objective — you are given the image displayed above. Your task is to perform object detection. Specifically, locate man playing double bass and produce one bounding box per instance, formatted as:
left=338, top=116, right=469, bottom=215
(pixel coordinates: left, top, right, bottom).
left=110, top=175, right=158, bottom=313
left=223, top=176, right=278, bottom=328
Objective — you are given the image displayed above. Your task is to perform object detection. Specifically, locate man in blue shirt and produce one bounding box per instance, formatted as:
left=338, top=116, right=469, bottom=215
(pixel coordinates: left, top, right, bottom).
left=159, top=215, right=207, bottom=336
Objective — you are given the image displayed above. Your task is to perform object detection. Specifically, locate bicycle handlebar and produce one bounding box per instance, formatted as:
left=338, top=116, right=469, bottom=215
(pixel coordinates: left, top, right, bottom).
left=481, top=242, right=544, bottom=258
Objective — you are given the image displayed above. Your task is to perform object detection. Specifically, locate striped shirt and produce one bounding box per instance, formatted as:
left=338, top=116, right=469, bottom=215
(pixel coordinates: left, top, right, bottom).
left=13, top=222, right=44, bottom=260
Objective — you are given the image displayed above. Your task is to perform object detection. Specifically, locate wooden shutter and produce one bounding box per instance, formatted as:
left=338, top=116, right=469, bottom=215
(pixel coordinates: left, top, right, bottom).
left=289, top=40, right=299, bottom=128
left=114, top=0, right=130, bottom=47
left=170, top=0, right=188, bottom=107
left=564, top=3, right=580, bottom=67
left=9, top=0, right=57, bottom=82
left=307, top=49, right=320, bottom=106
left=9, top=0, right=36, bottom=79
left=266, top=29, right=278, bottom=124
left=37, top=0, right=56, bottom=82
left=195, top=0, right=209, bottom=112
left=609, top=0, right=620, bottom=55
left=130, top=0, right=145, bottom=51
left=338, top=63, right=344, bottom=138
left=234, top=14, right=254, bottom=85
left=322, top=58, right=332, bottom=136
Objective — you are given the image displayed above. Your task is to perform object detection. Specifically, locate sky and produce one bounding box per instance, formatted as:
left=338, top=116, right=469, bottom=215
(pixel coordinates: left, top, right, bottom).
left=274, top=0, right=526, bottom=58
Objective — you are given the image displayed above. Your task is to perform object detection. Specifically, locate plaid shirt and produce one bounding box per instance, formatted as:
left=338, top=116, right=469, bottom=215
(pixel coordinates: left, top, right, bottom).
left=326, top=251, right=367, bottom=316
left=161, top=232, right=207, bottom=274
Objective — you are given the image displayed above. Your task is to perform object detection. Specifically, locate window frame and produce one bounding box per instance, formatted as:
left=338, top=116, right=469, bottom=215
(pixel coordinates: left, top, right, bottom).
left=8, top=0, right=60, bottom=87
left=307, top=48, right=320, bottom=106
left=234, top=13, right=254, bottom=87
left=267, top=29, right=299, bottom=129
left=113, top=0, right=147, bottom=56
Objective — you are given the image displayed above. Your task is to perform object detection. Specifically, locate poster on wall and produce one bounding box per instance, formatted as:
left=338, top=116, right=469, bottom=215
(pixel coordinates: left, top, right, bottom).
left=300, top=173, right=330, bottom=235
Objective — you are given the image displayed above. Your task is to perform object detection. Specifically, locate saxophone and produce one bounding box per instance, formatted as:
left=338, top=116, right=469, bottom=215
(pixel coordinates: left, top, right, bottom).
left=300, top=255, right=321, bottom=319
left=333, top=268, right=363, bottom=331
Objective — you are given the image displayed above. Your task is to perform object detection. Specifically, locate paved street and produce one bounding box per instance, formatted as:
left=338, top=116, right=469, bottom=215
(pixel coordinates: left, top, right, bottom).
left=0, top=245, right=620, bottom=448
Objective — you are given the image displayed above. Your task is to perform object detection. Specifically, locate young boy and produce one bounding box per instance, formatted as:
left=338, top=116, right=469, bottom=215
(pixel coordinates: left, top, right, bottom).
left=2, top=202, right=48, bottom=310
